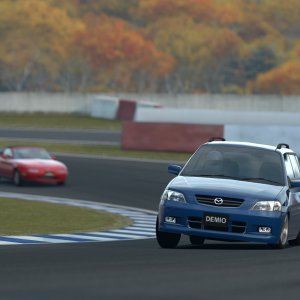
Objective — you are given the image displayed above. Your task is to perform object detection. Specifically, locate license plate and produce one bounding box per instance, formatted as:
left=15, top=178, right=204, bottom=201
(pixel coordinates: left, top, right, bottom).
left=203, top=213, right=229, bottom=227
left=45, top=172, right=54, bottom=177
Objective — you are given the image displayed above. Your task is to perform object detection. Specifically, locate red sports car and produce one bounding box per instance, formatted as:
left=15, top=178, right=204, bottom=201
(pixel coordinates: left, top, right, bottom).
left=0, top=146, right=68, bottom=186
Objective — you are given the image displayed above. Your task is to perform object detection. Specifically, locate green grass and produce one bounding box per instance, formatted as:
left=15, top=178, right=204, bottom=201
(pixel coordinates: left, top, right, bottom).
left=0, top=198, right=132, bottom=235
left=0, top=113, right=122, bottom=130
left=0, top=140, right=191, bottom=162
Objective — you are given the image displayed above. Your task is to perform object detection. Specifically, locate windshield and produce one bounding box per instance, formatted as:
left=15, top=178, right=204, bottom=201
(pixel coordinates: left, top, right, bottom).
left=13, top=148, right=51, bottom=160
left=181, top=144, right=285, bottom=186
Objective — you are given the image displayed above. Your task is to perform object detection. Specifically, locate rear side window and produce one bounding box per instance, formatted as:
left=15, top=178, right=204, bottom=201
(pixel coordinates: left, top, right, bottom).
left=285, top=155, right=295, bottom=179
left=288, top=155, right=300, bottom=178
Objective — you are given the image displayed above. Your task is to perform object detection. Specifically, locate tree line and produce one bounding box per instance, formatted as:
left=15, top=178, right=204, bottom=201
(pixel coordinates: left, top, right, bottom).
left=1, top=0, right=300, bottom=94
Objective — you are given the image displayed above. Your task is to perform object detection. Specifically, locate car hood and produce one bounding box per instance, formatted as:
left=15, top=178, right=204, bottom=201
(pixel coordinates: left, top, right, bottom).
left=168, top=176, right=285, bottom=201
left=14, top=159, right=66, bottom=169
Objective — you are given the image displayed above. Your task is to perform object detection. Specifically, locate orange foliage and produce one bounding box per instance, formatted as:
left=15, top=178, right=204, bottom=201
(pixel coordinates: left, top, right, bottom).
left=0, top=0, right=299, bottom=93
left=252, top=61, right=300, bottom=94
left=134, top=0, right=216, bottom=22
left=75, top=15, right=174, bottom=77
left=289, top=41, right=300, bottom=59
left=215, top=1, right=244, bottom=25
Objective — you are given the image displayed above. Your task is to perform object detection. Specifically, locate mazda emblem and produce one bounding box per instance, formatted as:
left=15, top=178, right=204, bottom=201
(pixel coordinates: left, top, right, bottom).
left=214, top=198, right=223, bottom=205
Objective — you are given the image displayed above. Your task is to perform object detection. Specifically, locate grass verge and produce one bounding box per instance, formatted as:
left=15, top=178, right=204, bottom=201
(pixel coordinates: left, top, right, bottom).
left=0, top=198, right=132, bottom=235
left=0, top=113, right=122, bottom=130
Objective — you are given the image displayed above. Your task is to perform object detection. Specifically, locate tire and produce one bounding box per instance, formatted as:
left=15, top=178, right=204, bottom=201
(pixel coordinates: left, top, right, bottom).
left=189, top=235, right=205, bottom=246
left=275, top=215, right=289, bottom=249
left=13, top=170, right=22, bottom=186
left=288, top=231, right=300, bottom=246
left=156, top=217, right=180, bottom=249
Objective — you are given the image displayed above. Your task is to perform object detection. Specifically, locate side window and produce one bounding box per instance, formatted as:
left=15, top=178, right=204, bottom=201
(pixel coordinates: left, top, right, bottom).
left=285, top=155, right=295, bottom=179
left=289, top=155, right=300, bottom=178
left=3, top=148, right=13, bottom=158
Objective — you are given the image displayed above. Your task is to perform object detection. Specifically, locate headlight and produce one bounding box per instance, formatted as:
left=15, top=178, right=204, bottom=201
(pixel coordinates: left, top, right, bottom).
left=28, top=168, right=39, bottom=174
left=251, top=201, right=282, bottom=212
left=161, top=190, right=186, bottom=203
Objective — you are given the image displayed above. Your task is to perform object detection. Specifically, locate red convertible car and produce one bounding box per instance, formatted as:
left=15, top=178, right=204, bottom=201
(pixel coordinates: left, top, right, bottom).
left=0, top=146, right=68, bottom=186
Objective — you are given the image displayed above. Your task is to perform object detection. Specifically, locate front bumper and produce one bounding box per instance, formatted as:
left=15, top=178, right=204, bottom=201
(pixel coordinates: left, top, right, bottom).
left=158, top=201, right=285, bottom=244
left=20, top=172, right=67, bottom=184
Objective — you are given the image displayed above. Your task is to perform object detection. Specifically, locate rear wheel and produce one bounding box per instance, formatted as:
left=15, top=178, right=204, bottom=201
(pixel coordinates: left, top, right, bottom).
left=13, top=170, right=22, bottom=186
left=156, top=217, right=180, bottom=249
left=189, top=235, right=205, bottom=246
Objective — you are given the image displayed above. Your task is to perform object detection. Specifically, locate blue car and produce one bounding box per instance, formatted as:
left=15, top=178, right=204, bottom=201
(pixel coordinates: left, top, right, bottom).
left=156, top=139, right=300, bottom=249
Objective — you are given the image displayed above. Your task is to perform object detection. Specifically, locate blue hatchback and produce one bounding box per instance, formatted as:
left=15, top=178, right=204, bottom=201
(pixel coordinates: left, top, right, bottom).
left=156, top=139, right=300, bottom=249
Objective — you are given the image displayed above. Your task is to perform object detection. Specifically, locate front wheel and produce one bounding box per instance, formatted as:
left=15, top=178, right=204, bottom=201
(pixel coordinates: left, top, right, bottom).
left=13, top=170, right=22, bottom=186
left=275, top=215, right=289, bottom=249
left=288, top=231, right=300, bottom=246
left=156, top=217, right=180, bottom=249
left=189, top=235, right=205, bottom=246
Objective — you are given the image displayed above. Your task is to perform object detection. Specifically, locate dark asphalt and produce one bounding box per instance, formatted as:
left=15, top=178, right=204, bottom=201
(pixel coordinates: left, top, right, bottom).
left=0, top=156, right=300, bottom=300
left=0, top=128, right=121, bottom=145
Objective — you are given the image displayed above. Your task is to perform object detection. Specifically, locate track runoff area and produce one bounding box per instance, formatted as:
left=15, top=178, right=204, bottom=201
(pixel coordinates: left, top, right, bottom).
left=0, top=192, right=156, bottom=245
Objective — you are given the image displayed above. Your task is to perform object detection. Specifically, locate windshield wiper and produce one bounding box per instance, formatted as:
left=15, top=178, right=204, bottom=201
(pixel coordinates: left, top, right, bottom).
left=241, top=177, right=281, bottom=185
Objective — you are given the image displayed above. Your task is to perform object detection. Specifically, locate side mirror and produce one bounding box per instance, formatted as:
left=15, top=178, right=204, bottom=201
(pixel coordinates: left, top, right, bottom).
left=290, top=179, right=300, bottom=188
left=51, top=154, right=57, bottom=160
left=168, top=164, right=182, bottom=176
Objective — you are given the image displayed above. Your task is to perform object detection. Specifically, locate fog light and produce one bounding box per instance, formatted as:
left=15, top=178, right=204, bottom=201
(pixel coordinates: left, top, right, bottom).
left=165, top=217, right=176, bottom=224
left=258, top=227, right=271, bottom=233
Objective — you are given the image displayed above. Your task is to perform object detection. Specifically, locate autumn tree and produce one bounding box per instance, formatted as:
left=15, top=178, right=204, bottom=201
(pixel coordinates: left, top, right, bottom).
left=145, top=15, right=241, bottom=93
left=250, top=40, right=300, bottom=94
left=0, top=0, right=300, bottom=94
left=73, top=14, right=174, bottom=92
left=0, top=0, right=83, bottom=91
left=251, top=61, right=300, bottom=95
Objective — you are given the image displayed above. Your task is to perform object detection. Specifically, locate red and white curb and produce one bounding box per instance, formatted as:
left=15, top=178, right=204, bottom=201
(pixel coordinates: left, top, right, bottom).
left=0, top=192, right=157, bottom=246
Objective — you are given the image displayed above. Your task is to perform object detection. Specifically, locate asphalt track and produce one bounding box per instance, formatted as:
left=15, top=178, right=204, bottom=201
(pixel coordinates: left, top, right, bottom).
left=0, top=156, right=300, bottom=300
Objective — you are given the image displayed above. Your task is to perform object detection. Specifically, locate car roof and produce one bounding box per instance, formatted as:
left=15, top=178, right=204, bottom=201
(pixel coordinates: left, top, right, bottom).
left=206, top=141, right=295, bottom=155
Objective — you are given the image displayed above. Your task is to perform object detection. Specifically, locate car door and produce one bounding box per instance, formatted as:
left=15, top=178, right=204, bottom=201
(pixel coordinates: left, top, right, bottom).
left=286, top=154, right=300, bottom=238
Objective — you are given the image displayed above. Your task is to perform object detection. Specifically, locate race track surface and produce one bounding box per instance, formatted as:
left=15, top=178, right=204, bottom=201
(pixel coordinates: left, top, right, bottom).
left=0, top=156, right=300, bottom=300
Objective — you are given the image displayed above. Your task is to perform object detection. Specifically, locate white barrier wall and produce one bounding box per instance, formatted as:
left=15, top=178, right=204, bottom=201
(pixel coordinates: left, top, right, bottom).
left=89, top=96, right=119, bottom=119
left=134, top=107, right=300, bottom=126
left=1, top=93, right=300, bottom=113
left=117, top=93, right=300, bottom=112
left=0, top=93, right=91, bottom=113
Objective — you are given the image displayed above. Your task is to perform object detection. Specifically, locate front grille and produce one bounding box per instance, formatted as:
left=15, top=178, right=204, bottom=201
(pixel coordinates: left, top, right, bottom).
left=195, top=195, right=244, bottom=208
left=204, top=225, right=228, bottom=232
left=188, top=217, right=247, bottom=234
left=188, top=217, right=202, bottom=229
left=231, top=221, right=246, bottom=234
